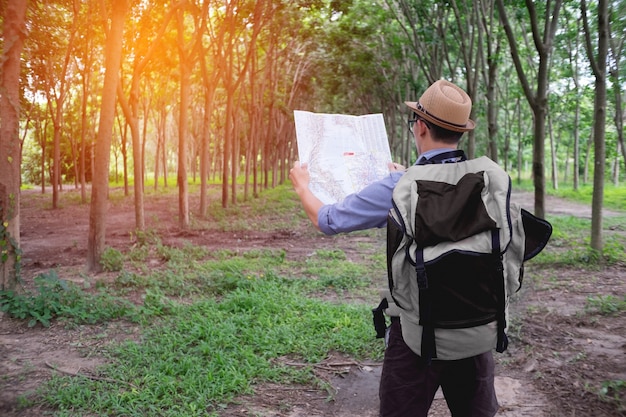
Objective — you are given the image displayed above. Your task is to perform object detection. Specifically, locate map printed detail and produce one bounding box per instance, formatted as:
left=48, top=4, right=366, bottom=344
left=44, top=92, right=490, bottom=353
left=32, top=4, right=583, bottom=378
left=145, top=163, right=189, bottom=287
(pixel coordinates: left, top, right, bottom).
left=294, top=110, right=392, bottom=204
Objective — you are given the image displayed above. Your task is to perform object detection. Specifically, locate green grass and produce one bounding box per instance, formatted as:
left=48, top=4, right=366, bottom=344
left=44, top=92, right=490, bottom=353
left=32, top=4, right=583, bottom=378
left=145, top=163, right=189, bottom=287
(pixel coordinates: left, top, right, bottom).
left=291, top=248, right=377, bottom=294
left=0, top=271, right=136, bottom=327
left=585, top=294, right=626, bottom=316
left=202, top=184, right=302, bottom=232
left=514, top=179, right=626, bottom=212
left=547, top=182, right=626, bottom=212
left=598, top=379, right=626, bottom=412
left=39, top=275, right=381, bottom=417
left=4, top=219, right=385, bottom=415
left=8, top=179, right=625, bottom=415
left=532, top=213, right=626, bottom=267
left=513, top=179, right=626, bottom=265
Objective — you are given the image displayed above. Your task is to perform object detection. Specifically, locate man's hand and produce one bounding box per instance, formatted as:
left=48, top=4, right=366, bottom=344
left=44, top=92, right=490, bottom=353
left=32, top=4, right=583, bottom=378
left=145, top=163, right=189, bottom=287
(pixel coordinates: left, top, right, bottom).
left=388, top=162, right=406, bottom=172
left=289, top=161, right=311, bottom=194
left=289, top=161, right=323, bottom=230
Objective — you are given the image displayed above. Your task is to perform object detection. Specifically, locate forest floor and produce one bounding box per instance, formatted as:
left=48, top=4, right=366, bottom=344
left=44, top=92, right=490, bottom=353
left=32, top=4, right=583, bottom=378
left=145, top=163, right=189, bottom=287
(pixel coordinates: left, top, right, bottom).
left=1, top=187, right=625, bottom=416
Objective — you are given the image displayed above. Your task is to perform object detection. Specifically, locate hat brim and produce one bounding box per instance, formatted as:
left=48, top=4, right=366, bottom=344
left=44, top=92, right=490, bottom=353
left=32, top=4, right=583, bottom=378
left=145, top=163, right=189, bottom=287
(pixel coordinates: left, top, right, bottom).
left=405, top=101, right=475, bottom=133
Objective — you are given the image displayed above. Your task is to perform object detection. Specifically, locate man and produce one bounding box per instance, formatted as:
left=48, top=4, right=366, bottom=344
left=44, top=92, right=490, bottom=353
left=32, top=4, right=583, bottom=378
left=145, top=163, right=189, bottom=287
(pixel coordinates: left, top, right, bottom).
left=289, top=79, right=499, bottom=417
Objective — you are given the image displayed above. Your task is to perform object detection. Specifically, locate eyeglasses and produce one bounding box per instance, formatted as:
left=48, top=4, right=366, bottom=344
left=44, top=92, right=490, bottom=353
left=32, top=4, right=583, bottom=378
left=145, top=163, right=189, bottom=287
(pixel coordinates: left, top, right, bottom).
left=407, top=112, right=430, bottom=133
left=407, top=116, right=418, bottom=133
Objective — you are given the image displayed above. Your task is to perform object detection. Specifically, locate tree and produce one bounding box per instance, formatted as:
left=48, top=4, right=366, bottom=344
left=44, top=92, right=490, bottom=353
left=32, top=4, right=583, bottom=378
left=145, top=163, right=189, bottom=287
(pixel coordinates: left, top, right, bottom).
left=198, top=1, right=222, bottom=217
left=36, top=1, right=79, bottom=209
left=385, top=0, right=449, bottom=84
left=87, top=0, right=127, bottom=272
left=175, top=1, right=204, bottom=229
left=116, top=2, right=177, bottom=231
left=215, top=0, right=265, bottom=207
left=562, top=8, right=584, bottom=190
left=446, top=0, right=482, bottom=159
left=75, top=0, right=101, bottom=204
left=0, top=0, right=27, bottom=290
left=477, top=0, right=503, bottom=163
left=608, top=2, right=626, bottom=174
left=582, top=0, right=609, bottom=253
left=496, top=0, right=563, bottom=218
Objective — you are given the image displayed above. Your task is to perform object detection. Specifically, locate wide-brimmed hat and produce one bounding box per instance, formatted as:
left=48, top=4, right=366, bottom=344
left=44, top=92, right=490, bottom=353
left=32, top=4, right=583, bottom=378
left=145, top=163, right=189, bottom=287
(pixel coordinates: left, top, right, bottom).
left=405, top=80, right=475, bottom=132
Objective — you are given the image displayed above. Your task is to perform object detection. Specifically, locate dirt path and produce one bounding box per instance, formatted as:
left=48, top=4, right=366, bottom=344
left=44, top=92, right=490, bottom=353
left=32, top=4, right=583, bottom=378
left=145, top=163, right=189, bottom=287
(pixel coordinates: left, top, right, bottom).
left=1, top=189, right=625, bottom=416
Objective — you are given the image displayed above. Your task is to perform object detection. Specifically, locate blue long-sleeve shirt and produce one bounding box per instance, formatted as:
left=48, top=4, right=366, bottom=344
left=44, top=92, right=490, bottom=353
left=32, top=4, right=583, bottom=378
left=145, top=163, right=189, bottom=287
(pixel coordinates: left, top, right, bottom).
left=318, top=171, right=405, bottom=234
left=317, top=148, right=459, bottom=235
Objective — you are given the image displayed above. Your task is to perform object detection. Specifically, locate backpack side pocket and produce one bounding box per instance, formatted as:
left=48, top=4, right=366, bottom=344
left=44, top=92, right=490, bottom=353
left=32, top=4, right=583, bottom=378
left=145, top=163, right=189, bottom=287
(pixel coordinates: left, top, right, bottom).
left=386, top=210, right=411, bottom=311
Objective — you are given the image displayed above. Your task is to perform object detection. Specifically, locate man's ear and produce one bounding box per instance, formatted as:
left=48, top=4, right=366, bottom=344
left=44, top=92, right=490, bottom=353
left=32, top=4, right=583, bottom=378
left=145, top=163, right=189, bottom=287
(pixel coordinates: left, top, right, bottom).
left=413, top=120, right=423, bottom=138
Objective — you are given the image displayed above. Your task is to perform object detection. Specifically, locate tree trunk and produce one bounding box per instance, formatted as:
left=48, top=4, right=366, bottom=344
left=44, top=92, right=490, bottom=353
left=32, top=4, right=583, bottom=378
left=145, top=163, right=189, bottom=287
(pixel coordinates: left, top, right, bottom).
left=175, top=3, right=204, bottom=228
left=116, top=79, right=145, bottom=230
left=178, top=74, right=190, bottom=229
left=199, top=97, right=210, bottom=216
left=516, top=98, right=523, bottom=185
left=199, top=63, right=217, bottom=217
left=129, top=82, right=145, bottom=230
left=0, top=0, right=27, bottom=290
left=157, top=105, right=168, bottom=189
left=87, top=0, right=127, bottom=272
left=548, top=113, right=558, bottom=190
left=51, top=118, right=62, bottom=207
left=231, top=99, right=240, bottom=206
left=584, top=129, right=593, bottom=184
left=573, top=93, right=580, bottom=190
left=572, top=17, right=582, bottom=191
left=79, top=58, right=91, bottom=204
left=69, top=118, right=80, bottom=189
left=564, top=143, right=570, bottom=184
left=162, top=123, right=168, bottom=188
left=582, top=0, right=608, bottom=253
left=176, top=10, right=191, bottom=229
left=141, top=98, right=149, bottom=194
left=222, top=96, right=231, bottom=208
left=532, top=107, right=547, bottom=217
left=614, top=144, right=621, bottom=185
left=38, top=118, right=47, bottom=194
left=119, top=116, right=129, bottom=196
left=614, top=90, right=626, bottom=174
left=610, top=63, right=625, bottom=175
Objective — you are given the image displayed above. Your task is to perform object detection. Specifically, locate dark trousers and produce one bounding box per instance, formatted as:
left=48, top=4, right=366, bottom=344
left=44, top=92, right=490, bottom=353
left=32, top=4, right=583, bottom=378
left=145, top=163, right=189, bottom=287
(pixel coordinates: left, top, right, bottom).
left=379, top=319, right=499, bottom=417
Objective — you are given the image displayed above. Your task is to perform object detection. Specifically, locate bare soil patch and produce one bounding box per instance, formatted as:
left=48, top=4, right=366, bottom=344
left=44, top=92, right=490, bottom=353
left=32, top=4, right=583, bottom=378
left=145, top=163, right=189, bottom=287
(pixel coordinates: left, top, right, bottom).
left=1, top=188, right=625, bottom=416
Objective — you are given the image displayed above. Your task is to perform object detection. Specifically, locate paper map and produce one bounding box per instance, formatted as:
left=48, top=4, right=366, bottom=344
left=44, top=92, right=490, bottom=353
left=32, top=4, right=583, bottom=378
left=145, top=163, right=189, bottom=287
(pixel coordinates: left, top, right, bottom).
left=294, top=110, right=392, bottom=204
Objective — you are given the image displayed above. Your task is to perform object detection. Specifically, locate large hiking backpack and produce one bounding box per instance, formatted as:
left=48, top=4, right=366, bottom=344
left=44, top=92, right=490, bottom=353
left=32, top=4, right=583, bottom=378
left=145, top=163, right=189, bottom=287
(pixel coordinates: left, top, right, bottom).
left=384, top=153, right=551, bottom=362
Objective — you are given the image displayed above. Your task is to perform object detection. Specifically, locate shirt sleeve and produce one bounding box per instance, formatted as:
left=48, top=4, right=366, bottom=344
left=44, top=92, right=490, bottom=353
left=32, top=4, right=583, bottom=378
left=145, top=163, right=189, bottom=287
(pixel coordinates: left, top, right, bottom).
left=318, top=172, right=404, bottom=235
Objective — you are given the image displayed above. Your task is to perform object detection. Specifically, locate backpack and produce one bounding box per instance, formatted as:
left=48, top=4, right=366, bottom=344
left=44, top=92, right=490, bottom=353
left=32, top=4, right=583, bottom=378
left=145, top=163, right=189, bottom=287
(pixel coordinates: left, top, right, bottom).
left=377, top=151, right=552, bottom=362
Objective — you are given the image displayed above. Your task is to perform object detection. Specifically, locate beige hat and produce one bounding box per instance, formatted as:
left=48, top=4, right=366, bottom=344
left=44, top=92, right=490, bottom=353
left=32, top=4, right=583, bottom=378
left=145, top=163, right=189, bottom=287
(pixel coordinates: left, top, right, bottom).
left=405, top=80, right=475, bottom=132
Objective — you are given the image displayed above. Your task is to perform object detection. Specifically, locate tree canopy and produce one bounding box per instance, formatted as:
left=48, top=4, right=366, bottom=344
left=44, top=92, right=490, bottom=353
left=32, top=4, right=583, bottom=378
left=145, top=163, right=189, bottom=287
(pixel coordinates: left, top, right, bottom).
left=1, top=0, right=624, bottom=281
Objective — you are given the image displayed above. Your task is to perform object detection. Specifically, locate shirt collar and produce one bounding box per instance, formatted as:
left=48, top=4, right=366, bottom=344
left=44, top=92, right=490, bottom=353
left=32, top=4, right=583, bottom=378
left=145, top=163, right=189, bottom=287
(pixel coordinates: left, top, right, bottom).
left=416, top=148, right=457, bottom=165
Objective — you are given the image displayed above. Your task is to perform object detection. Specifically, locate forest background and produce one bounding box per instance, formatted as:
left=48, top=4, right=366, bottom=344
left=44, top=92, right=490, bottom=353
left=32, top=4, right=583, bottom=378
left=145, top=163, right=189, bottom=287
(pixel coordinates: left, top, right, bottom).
left=0, top=1, right=626, bottom=416
left=1, top=0, right=625, bottom=282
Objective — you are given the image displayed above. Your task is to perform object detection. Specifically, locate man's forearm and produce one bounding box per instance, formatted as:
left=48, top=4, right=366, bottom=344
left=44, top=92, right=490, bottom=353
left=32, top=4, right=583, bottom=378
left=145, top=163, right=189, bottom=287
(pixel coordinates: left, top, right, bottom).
left=295, top=187, right=324, bottom=230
